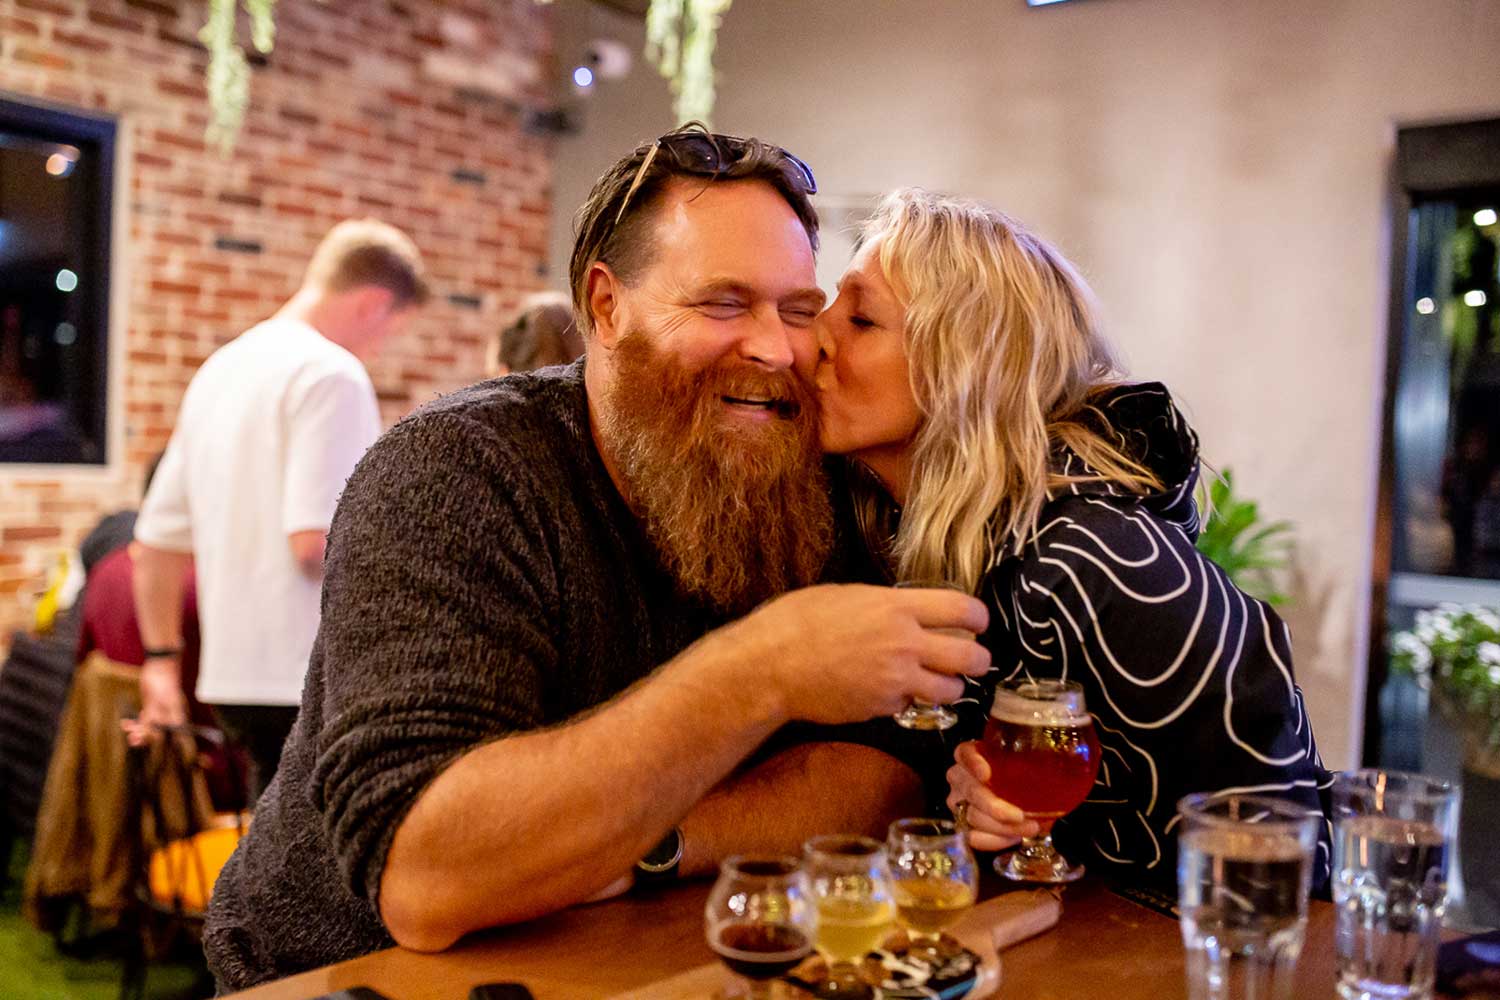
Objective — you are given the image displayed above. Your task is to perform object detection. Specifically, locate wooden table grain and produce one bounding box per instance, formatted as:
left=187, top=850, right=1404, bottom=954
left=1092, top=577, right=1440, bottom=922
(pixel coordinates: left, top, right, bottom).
left=227, top=878, right=1346, bottom=1000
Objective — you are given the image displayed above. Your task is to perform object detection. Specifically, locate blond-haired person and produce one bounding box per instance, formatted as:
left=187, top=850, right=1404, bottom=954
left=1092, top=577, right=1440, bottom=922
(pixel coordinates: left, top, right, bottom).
left=133, top=218, right=427, bottom=802
left=807, top=188, right=1334, bottom=888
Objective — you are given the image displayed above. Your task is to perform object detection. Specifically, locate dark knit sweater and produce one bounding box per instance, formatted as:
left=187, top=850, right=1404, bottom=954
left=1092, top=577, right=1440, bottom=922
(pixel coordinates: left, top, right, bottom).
left=203, top=361, right=940, bottom=991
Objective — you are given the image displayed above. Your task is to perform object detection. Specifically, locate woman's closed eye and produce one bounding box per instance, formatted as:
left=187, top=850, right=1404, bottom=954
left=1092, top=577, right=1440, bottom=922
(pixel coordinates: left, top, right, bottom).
left=848, top=313, right=876, bottom=330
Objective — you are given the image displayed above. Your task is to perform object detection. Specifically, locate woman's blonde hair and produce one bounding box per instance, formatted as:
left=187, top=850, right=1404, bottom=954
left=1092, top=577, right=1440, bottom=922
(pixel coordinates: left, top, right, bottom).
left=867, top=188, right=1161, bottom=592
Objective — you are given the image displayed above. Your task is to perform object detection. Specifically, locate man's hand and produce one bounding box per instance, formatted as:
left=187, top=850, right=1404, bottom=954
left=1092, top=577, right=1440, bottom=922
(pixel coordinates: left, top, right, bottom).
left=946, top=740, right=1039, bottom=852
left=125, top=657, right=189, bottom=747
left=722, top=583, right=991, bottom=726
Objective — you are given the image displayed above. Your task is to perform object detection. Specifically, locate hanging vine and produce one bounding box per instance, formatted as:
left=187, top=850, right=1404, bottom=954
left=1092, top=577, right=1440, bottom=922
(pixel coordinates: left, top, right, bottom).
left=200, top=0, right=278, bottom=156
left=198, top=0, right=731, bottom=149
left=646, top=0, right=732, bottom=126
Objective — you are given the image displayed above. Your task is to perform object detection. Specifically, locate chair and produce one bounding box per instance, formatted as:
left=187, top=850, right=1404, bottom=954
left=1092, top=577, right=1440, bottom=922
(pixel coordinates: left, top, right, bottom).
left=0, top=609, right=83, bottom=891
left=119, top=725, right=248, bottom=1000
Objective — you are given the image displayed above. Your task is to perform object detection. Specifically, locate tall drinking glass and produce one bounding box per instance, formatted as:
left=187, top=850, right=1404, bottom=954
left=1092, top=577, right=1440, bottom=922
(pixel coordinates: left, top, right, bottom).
left=705, top=856, right=816, bottom=1000
left=803, top=835, right=898, bottom=1000
left=886, top=818, right=978, bottom=964
left=1177, top=792, right=1321, bottom=1000
left=891, top=580, right=970, bottom=731
left=977, top=679, right=1101, bottom=881
left=1331, top=770, right=1458, bottom=1000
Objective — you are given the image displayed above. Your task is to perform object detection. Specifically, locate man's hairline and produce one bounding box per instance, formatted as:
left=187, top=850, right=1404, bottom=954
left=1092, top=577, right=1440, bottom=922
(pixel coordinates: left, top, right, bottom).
left=600, top=173, right=820, bottom=295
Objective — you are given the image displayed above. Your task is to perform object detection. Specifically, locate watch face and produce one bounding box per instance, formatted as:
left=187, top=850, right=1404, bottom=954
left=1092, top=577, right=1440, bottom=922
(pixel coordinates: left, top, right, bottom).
left=640, top=828, right=682, bottom=870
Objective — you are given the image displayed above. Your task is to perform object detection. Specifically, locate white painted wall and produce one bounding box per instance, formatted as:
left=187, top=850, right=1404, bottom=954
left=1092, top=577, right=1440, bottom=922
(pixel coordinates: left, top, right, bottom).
left=550, top=0, right=1500, bottom=769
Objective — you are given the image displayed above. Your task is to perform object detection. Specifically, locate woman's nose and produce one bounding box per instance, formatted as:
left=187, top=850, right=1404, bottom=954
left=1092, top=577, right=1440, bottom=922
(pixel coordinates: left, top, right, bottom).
left=813, top=319, right=837, bottom=364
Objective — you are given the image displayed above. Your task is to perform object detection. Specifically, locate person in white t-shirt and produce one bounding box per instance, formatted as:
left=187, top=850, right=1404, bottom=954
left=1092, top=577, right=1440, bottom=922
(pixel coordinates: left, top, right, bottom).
left=132, top=218, right=427, bottom=801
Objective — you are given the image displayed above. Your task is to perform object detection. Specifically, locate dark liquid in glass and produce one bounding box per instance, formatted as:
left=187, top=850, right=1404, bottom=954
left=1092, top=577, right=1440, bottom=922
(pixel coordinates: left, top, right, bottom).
left=711, top=922, right=814, bottom=980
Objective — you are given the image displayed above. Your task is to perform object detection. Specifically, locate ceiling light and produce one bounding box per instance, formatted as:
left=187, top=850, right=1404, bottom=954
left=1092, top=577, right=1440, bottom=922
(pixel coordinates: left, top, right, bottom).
left=1475, top=208, right=1498, bottom=227
left=1464, top=289, right=1488, bottom=307
left=55, top=268, right=78, bottom=293
left=1415, top=297, right=1435, bottom=315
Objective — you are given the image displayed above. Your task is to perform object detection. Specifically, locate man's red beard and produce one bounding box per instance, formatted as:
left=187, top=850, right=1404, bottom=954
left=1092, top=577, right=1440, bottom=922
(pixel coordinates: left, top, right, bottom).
left=598, top=332, right=834, bottom=616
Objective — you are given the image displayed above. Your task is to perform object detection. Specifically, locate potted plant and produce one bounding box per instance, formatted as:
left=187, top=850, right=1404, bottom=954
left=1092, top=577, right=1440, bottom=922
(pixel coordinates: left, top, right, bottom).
left=1194, top=469, right=1295, bottom=606
left=1391, top=604, right=1500, bottom=779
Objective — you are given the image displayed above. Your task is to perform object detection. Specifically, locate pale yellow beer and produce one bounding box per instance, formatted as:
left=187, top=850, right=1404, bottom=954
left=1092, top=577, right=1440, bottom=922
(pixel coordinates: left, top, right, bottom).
left=892, top=879, right=977, bottom=936
left=814, top=896, right=897, bottom=962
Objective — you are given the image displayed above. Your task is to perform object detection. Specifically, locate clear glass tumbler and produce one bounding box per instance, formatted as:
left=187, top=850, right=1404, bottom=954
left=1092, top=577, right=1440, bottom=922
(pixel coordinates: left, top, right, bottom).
left=1177, top=792, right=1321, bottom=1000
left=1331, top=770, right=1458, bottom=1000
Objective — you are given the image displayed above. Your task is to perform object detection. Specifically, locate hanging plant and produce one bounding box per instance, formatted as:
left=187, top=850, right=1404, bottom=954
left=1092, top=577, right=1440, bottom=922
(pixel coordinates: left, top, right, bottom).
left=646, top=0, right=732, bottom=126
left=200, top=0, right=278, bottom=156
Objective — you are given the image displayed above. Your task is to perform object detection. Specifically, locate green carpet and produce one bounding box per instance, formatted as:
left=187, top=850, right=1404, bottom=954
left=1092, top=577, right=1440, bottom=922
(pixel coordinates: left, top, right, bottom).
left=0, top=841, right=207, bottom=1000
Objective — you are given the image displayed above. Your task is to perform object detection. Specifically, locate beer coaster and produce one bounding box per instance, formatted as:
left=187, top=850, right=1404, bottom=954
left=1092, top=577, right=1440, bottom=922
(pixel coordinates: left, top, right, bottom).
left=783, top=932, right=984, bottom=998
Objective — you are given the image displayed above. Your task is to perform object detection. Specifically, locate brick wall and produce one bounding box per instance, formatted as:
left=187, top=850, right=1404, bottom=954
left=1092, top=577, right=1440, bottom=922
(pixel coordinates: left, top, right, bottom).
left=0, top=0, right=557, bottom=637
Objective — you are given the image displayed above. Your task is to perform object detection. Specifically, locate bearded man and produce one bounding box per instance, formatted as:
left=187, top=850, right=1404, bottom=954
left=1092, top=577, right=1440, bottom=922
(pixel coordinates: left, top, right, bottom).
left=202, top=126, right=991, bottom=991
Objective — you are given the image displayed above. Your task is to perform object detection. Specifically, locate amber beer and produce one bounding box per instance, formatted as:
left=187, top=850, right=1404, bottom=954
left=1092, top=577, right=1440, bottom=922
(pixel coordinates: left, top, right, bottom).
left=977, top=681, right=1101, bottom=820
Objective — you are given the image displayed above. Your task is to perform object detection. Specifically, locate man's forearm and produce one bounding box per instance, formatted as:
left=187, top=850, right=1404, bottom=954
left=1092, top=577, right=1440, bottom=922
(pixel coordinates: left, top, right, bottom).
left=376, top=582, right=992, bottom=952
left=132, top=542, right=190, bottom=659
left=378, top=625, right=786, bottom=952
left=679, top=741, right=925, bottom=877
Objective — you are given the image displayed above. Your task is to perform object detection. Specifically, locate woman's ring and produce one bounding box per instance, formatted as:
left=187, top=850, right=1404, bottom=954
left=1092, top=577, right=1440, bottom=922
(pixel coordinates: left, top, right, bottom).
left=954, top=800, right=970, bottom=829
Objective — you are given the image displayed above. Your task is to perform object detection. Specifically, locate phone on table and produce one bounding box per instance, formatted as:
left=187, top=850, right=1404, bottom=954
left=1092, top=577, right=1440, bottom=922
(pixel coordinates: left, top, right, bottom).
left=309, top=985, right=535, bottom=1000
left=1436, top=929, right=1500, bottom=996
left=469, top=985, right=537, bottom=1000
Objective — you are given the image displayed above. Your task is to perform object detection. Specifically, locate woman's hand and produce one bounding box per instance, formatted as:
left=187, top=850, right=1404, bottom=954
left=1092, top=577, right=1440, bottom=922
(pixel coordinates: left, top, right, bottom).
left=946, top=741, right=1040, bottom=852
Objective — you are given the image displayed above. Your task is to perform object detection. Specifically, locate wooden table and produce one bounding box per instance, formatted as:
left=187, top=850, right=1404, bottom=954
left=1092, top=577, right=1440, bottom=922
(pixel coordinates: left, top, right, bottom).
left=227, top=877, right=1351, bottom=1000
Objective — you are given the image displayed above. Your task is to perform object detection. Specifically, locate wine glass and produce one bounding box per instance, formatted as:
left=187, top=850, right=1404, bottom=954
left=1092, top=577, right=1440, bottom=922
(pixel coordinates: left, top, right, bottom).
left=802, top=835, right=897, bottom=1000
left=705, top=856, right=816, bottom=1000
left=891, top=580, right=972, bottom=731
left=886, top=818, right=978, bottom=965
left=979, top=679, right=1101, bottom=882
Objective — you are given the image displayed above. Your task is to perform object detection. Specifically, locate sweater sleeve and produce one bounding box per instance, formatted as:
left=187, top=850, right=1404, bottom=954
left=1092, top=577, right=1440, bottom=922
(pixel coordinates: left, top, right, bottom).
left=307, top=408, right=560, bottom=909
left=995, top=496, right=1334, bottom=886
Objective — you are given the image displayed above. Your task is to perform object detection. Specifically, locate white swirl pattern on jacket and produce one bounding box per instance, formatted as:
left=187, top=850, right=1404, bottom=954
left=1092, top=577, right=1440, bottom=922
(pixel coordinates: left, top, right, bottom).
left=959, top=384, right=1335, bottom=885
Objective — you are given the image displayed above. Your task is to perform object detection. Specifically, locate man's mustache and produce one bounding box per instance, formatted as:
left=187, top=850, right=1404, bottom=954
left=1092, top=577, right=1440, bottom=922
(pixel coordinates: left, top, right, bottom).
left=702, top=366, right=817, bottom=421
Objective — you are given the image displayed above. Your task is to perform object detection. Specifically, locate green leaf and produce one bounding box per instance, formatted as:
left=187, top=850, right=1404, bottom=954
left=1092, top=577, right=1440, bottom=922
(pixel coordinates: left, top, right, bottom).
left=1195, top=466, right=1295, bottom=605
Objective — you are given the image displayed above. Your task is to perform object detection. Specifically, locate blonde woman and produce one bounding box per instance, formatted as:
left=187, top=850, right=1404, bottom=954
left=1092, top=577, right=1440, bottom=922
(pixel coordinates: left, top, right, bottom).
left=808, top=188, right=1333, bottom=886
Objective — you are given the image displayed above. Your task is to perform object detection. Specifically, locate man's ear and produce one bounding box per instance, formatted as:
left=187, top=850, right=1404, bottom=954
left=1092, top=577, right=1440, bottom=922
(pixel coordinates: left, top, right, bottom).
left=586, top=262, right=625, bottom=350
left=352, top=286, right=397, bottom=325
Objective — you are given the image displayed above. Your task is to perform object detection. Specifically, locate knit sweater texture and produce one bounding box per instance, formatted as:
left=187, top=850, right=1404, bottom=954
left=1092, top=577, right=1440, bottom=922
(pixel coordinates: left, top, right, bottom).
left=202, top=361, right=933, bottom=990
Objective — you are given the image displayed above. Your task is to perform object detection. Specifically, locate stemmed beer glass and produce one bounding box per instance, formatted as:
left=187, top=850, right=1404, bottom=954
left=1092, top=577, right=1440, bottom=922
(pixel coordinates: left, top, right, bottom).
left=891, top=580, right=972, bottom=731
left=803, top=835, right=897, bottom=1000
left=886, top=818, right=978, bottom=964
left=977, top=678, right=1101, bottom=882
left=706, top=856, right=816, bottom=1000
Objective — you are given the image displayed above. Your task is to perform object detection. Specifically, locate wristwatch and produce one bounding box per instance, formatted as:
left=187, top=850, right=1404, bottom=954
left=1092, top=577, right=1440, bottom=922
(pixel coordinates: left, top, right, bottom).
left=635, top=827, right=684, bottom=884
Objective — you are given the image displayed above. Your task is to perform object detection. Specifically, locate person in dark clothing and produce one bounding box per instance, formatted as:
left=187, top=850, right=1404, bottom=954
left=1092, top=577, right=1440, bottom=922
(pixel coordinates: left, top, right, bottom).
left=203, top=128, right=989, bottom=991
left=808, top=188, right=1334, bottom=888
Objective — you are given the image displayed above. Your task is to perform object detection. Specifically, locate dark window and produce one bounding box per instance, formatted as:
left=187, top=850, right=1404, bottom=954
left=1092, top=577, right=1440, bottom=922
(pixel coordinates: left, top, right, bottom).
left=0, top=97, right=115, bottom=465
left=1367, top=117, right=1500, bottom=929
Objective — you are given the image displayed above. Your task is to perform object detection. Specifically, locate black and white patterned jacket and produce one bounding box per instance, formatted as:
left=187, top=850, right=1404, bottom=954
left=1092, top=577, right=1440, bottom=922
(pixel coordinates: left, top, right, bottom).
left=955, top=383, right=1335, bottom=889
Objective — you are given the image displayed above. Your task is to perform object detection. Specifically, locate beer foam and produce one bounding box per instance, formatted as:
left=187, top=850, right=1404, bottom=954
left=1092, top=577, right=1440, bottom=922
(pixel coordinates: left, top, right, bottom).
left=988, top=685, right=1091, bottom=727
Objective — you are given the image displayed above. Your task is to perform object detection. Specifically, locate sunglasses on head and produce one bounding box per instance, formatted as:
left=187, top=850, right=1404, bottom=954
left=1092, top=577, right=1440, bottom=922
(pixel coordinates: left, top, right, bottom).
left=614, top=131, right=818, bottom=226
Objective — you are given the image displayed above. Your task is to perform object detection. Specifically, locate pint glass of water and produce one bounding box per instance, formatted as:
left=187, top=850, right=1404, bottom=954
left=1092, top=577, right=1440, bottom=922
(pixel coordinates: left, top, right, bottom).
left=1177, top=792, right=1321, bottom=1000
left=1331, top=770, right=1458, bottom=1000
